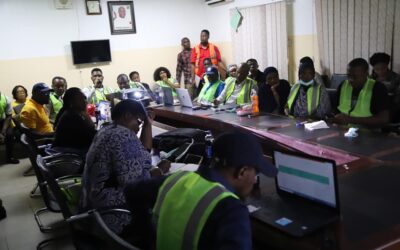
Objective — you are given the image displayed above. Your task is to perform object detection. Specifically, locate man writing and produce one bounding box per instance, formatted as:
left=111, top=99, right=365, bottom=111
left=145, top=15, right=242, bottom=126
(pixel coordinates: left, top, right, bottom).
left=331, top=58, right=389, bottom=128
left=125, top=131, right=277, bottom=250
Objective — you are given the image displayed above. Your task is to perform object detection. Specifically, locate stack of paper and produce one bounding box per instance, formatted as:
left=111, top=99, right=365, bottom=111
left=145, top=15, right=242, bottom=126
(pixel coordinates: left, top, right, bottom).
left=168, top=163, right=199, bottom=174
left=304, top=120, right=329, bottom=131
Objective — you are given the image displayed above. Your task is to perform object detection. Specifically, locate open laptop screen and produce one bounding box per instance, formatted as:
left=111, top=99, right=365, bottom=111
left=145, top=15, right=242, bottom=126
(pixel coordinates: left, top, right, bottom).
left=273, top=151, right=337, bottom=208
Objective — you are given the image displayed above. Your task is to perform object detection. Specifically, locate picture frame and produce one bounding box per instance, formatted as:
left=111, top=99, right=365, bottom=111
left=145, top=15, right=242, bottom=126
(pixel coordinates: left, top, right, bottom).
left=107, top=1, right=136, bottom=35
left=86, top=0, right=102, bottom=15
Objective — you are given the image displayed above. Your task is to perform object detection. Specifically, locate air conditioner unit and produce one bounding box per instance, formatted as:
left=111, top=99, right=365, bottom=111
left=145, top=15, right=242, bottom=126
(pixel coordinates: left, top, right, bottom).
left=205, top=0, right=234, bottom=6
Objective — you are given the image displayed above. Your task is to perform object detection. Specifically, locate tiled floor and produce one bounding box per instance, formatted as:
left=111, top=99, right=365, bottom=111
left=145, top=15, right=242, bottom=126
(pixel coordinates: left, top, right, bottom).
left=0, top=158, right=74, bottom=250
left=0, top=125, right=169, bottom=250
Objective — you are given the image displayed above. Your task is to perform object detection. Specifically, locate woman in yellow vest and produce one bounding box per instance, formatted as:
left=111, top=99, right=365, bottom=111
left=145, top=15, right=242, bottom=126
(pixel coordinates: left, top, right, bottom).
left=11, top=85, right=28, bottom=118
left=153, top=67, right=180, bottom=97
left=285, top=63, right=331, bottom=120
left=331, top=58, right=389, bottom=128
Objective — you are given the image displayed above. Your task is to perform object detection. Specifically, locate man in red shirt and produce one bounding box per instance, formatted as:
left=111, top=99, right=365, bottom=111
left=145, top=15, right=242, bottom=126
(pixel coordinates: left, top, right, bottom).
left=191, top=30, right=225, bottom=86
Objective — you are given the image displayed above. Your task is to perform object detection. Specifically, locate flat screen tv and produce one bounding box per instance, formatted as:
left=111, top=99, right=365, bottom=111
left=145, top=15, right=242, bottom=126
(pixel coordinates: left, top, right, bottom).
left=71, top=39, right=111, bottom=65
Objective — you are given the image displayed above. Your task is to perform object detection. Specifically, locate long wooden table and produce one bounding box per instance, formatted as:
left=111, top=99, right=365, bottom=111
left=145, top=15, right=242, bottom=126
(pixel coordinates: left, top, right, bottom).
left=151, top=105, right=400, bottom=250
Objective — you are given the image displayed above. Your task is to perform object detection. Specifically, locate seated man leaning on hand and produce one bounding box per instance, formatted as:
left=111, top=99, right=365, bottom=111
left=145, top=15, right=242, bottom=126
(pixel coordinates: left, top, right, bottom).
left=194, top=66, right=225, bottom=105
left=20, top=83, right=54, bottom=136
left=331, top=58, right=389, bottom=128
left=124, top=131, right=277, bottom=250
left=214, top=63, right=257, bottom=106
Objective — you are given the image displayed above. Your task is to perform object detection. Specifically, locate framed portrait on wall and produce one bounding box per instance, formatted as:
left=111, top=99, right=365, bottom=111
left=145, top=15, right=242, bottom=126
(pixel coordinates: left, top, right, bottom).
left=107, top=1, right=136, bottom=35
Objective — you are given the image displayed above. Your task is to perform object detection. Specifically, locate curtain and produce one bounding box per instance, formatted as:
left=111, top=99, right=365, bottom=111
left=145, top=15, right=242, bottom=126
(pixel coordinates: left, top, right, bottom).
left=230, top=2, right=288, bottom=79
left=315, top=0, right=400, bottom=76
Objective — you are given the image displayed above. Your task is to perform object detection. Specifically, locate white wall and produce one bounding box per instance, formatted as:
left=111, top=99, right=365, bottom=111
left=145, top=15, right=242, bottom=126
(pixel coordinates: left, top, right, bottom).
left=0, top=0, right=316, bottom=60
left=0, top=0, right=209, bottom=60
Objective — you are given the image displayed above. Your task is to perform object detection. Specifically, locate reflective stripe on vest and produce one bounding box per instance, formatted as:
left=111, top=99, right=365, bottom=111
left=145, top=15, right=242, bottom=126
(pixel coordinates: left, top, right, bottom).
left=156, top=78, right=177, bottom=96
left=194, top=43, right=218, bottom=75
left=225, top=78, right=254, bottom=105
left=337, top=79, right=374, bottom=117
left=287, top=82, right=321, bottom=116
left=153, top=171, right=238, bottom=250
left=50, top=93, right=63, bottom=115
left=198, top=78, right=223, bottom=103
left=0, top=94, right=7, bottom=119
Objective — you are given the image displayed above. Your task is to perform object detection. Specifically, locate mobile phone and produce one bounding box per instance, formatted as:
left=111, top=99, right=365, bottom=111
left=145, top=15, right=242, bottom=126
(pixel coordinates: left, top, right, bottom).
left=183, top=154, right=203, bottom=165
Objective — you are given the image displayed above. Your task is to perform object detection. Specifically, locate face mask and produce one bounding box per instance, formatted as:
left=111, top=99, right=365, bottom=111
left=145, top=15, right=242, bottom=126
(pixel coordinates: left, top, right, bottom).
left=299, top=79, right=313, bottom=86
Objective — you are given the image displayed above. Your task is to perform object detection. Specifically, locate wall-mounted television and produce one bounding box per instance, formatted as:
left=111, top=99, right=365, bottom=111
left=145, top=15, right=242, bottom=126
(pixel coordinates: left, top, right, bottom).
left=71, top=39, right=111, bottom=65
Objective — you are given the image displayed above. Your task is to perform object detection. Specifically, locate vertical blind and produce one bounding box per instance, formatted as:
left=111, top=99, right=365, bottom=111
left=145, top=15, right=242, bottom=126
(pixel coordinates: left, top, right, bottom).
left=230, top=2, right=288, bottom=79
left=315, top=0, right=400, bottom=76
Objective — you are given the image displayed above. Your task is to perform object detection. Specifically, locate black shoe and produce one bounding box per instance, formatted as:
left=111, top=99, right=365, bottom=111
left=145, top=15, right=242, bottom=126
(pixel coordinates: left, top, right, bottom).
left=6, top=158, right=20, bottom=164
left=0, top=200, right=6, bottom=220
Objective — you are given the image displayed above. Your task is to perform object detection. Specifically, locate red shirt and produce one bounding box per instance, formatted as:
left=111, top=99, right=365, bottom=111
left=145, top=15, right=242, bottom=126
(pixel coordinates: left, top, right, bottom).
left=190, top=43, right=222, bottom=77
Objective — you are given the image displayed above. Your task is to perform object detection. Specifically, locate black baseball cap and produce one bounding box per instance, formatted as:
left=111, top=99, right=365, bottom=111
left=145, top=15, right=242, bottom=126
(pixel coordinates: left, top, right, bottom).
left=212, top=132, right=278, bottom=177
left=32, top=83, right=53, bottom=94
left=205, top=66, right=219, bottom=76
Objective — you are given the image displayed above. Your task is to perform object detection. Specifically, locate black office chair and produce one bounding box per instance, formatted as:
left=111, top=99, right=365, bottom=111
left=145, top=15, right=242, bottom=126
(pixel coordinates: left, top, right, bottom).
left=329, top=74, right=347, bottom=89
left=35, top=154, right=83, bottom=249
left=68, top=210, right=140, bottom=250
left=34, top=154, right=83, bottom=233
left=37, top=155, right=139, bottom=250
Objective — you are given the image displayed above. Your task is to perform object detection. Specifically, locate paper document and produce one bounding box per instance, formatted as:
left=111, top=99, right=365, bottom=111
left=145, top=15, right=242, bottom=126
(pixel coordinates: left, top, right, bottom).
left=304, top=120, right=329, bottom=131
left=169, top=163, right=199, bottom=174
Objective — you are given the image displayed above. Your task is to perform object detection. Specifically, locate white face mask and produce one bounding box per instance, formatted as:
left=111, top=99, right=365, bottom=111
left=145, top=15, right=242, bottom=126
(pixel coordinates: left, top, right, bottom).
left=299, top=79, right=313, bottom=86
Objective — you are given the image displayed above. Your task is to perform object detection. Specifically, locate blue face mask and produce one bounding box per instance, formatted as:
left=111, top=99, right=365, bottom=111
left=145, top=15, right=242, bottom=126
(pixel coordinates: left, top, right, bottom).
left=299, top=79, right=313, bottom=86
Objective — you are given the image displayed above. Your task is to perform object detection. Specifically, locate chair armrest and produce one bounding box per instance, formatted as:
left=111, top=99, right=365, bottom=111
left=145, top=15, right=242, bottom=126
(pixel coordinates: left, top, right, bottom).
left=56, top=175, right=82, bottom=182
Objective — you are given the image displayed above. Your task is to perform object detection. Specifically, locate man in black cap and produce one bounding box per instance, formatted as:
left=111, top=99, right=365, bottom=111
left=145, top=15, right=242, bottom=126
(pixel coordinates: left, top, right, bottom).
left=195, top=66, right=225, bottom=105
left=20, top=83, right=54, bottom=135
left=124, top=131, right=277, bottom=250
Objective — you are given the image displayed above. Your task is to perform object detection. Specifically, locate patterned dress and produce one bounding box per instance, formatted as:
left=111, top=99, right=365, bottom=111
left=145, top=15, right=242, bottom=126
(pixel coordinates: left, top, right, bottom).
left=81, top=123, right=152, bottom=233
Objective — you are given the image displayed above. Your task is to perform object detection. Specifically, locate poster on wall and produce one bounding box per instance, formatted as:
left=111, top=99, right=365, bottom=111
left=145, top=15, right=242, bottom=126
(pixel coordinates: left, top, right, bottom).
left=107, top=1, right=136, bottom=35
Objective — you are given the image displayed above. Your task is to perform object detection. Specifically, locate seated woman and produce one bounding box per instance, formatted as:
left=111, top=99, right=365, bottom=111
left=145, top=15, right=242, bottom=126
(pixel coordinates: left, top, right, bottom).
left=153, top=67, right=180, bottom=97
left=258, top=67, right=290, bottom=115
left=80, top=99, right=169, bottom=235
left=52, top=88, right=96, bottom=156
left=285, top=62, right=331, bottom=120
left=195, top=66, right=225, bottom=105
left=11, top=85, right=28, bottom=117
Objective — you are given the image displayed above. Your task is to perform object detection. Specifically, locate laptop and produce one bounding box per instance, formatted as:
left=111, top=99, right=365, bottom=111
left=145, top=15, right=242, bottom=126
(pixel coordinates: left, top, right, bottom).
left=176, top=88, right=201, bottom=110
left=162, top=87, right=174, bottom=106
left=248, top=150, right=340, bottom=237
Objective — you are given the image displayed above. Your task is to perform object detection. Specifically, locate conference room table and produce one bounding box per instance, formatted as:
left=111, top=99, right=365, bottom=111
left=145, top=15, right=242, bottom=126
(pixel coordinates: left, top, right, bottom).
left=151, top=105, right=400, bottom=250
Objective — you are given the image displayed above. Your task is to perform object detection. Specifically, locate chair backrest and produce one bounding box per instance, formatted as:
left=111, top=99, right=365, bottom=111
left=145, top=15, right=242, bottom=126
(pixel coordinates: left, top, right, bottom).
left=37, top=154, right=80, bottom=219
left=330, top=74, right=347, bottom=89
left=326, top=88, right=338, bottom=109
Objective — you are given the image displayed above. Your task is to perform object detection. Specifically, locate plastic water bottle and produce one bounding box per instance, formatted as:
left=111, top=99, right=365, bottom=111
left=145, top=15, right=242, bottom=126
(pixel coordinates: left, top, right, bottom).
left=251, top=89, right=259, bottom=114
left=205, top=131, right=214, bottom=160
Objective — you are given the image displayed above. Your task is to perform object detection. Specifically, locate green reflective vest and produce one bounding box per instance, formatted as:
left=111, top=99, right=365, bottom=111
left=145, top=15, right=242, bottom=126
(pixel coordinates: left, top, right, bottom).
left=153, top=171, right=239, bottom=250
left=156, top=78, right=177, bottom=97
left=198, top=78, right=223, bottom=103
left=287, top=81, right=321, bottom=116
left=0, top=93, right=7, bottom=119
left=337, top=79, right=374, bottom=117
left=91, top=87, right=114, bottom=104
left=49, top=93, right=63, bottom=117
left=225, top=77, right=255, bottom=105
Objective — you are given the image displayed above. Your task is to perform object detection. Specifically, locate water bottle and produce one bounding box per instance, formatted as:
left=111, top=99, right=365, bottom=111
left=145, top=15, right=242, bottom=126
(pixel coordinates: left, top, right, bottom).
left=205, top=131, right=214, bottom=161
